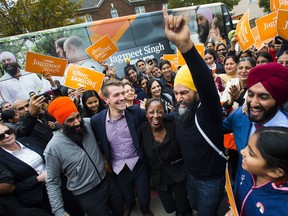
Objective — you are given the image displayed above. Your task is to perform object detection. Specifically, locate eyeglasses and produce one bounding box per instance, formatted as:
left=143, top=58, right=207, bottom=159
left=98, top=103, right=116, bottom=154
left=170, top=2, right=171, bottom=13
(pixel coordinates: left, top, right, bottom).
left=17, top=103, right=29, bottom=111
left=0, top=129, right=14, bottom=141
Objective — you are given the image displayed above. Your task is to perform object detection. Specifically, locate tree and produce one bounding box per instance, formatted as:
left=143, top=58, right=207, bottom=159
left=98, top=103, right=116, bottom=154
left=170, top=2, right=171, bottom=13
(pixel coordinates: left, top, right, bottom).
left=258, top=0, right=270, bottom=13
left=0, top=0, right=83, bottom=37
left=168, top=0, right=240, bottom=11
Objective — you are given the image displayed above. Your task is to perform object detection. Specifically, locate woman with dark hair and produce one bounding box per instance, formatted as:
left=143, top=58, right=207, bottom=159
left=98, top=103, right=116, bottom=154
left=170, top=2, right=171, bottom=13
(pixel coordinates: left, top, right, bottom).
left=81, top=90, right=106, bottom=118
left=277, top=50, right=288, bottom=68
left=204, top=48, right=225, bottom=74
left=123, top=83, right=142, bottom=107
left=139, top=76, right=149, bottom=93
left=146, top=79, right=174, bottom=113
left=216, top=42, right=227, bottom=64
left=225, top=127, right=288, bottom=216
left=256, top=52, right=273, bottom=65
left=138, top=99, right=191, bottom=215
left=151, top=65, right=162, bottom=78
left=124, top=65, right=147, bottom=100
left=215, top=55, right=238, bottom=93
left=221, top=57, right=256, bottom=112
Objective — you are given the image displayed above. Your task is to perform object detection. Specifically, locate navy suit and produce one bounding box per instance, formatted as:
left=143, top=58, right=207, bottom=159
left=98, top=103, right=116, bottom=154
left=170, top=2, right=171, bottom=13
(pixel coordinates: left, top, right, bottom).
left=0, top=136, right=47, bottom=208
left=90, top=106, right=151, bottom=213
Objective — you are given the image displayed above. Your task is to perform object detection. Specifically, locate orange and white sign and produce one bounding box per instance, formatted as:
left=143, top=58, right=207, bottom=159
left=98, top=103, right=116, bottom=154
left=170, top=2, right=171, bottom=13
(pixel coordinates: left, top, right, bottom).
left=255, top=12, right=277, bottom=42
left=225, top=164, right=239, bottom=216
left=251, top=27, right=265, bottom=51
left=86, top=34, right=118, bottom=62
left=163, top=54, right=179, bottom=72
left=277, top=9, right=288, bottom=41
left=64, top=64, right=105, bottom=93
left=235, top=10, right=255, bottom=52
left=274, top=0, right=288, bottom=10
left=270, top=0, right=277, bottom=11
left=25, top=52, right=68, bottom=76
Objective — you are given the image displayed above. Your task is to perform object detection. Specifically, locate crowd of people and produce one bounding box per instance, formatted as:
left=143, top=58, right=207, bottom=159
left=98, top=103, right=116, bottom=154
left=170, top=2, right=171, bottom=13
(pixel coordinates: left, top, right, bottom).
left=0, top=7, right=288, bottom=216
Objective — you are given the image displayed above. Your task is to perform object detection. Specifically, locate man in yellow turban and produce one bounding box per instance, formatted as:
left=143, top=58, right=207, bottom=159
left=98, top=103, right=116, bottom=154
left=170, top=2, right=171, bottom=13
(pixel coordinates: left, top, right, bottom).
left=164, top=7, right=226, bottom=216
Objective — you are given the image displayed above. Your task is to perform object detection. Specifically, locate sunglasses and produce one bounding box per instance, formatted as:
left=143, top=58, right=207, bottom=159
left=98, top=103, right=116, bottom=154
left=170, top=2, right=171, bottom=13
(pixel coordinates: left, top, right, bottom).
left=0, top=128, right=14, bottom=141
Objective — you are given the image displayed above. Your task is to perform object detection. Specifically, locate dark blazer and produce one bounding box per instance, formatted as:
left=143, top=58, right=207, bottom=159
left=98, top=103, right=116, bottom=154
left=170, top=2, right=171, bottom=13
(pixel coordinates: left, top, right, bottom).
left=0, top=136, right=45, bottom=207
left=90, top=105, right=146, bottom=166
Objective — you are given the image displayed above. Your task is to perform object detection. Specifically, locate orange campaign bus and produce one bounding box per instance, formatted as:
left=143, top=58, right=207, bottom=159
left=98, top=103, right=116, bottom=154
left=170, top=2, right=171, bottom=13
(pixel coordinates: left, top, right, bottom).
left=0, top=2, right=233, bottom=77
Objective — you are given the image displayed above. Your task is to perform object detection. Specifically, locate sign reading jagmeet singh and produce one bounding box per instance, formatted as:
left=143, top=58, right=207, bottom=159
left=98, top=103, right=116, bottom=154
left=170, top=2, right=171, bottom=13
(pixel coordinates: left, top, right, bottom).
left=25, top=52, right=68, bottom=76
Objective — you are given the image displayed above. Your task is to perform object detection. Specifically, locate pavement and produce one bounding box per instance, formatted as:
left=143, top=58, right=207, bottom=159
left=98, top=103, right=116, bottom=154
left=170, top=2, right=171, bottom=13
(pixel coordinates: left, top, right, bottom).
left=130, top=193, right=230, bottom=216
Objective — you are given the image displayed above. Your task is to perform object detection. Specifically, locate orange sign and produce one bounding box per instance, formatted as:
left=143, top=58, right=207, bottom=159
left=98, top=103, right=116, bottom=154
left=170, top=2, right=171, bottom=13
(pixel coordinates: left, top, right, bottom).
left=274, top=0, right=288, bottom=10
left=255, top=12, right=277, bottom=42
left=251, top=27, right=265, bottom=51
left=195, top=44, right=205, bottom=58
left=86, top=34, right=119, bottom=62
left=177, top=49, right=186, bottom=66
left=277, top=9, right=288, bottom=41
left=225, top=164, right=239, bottom=216
left=270, top=0, right=276, bottom=11
left=235, top=10, right=255, bottom=52
left=64, top=64, right=105, bottom=93
left=25, top=52, right=67, bottom=76
left=163, top=54, right=179, bottom=72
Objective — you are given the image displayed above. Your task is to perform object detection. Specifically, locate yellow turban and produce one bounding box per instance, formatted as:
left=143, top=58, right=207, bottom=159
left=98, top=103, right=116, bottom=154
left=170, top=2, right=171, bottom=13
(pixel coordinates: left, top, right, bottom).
left=174, top=65, right=197, bottom=92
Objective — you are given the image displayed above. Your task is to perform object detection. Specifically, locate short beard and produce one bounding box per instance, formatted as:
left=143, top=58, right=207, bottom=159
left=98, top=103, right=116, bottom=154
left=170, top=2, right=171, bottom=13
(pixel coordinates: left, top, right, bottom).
left=4, top=62, right=19, bottom=77
left=176, top=100, right=199, bottom=126
left=247, top=102, right=279, bottom=124
left=62, top=120, right=86, bottom=145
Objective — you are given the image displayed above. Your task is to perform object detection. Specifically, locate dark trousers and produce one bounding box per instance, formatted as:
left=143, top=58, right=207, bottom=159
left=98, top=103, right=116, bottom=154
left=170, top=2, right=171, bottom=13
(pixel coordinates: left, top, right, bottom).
left=115, top=160, right=150, bottom=214
left=74, top=175, right=124, bottom=216
left=158, top=182, right=192, bottom=215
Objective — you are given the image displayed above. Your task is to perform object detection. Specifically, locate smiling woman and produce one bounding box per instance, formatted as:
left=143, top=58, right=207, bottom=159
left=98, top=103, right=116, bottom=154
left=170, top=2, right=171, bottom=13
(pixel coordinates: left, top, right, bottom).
left=138, top=98, right=191, bottom=215
left=0, top=123, right=53, bottom=214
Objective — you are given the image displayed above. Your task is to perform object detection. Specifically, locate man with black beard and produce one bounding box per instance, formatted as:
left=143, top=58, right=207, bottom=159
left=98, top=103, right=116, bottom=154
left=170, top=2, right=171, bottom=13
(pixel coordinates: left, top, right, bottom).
left=223, top=63, right=288, bottom=191
left=0, top=51, right=43, bottom=103
left=44, top=96, right=124, bottom=216
left=196, top=7, right=213, bottom=45
left=163, top=8, right=226, bottom=216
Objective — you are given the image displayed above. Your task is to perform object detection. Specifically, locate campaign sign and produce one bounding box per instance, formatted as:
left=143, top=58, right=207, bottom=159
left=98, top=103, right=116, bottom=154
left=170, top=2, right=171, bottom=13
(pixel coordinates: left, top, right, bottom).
left=25, top=52, right=67, bottom=76
left=255, top=12, right=277, bottom=43
left=64, top=64, right=105, bottom=93
left=86, top=34, right=119, bottom=62
left=277, top=9, right=288, bottom=41
left=235, top=10, right=255, bottom=52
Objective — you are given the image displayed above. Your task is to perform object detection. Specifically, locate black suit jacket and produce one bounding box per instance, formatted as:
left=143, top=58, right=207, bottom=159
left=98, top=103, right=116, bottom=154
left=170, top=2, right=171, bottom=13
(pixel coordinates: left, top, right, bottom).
left=0, top=136, right=45, bottom=207
left=90, top=105, right=146, bottom=166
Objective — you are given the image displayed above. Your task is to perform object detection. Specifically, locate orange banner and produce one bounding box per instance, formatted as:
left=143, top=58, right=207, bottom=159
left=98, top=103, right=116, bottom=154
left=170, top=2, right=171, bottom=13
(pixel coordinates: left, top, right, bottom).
left=64, top=64, right=105, bottom=93
left=25, top=52, right=67, bottom=76
left=255, top=12, right=277, bottom=42
left=86, top=34, right=119, bottom=62
left=177, top=49, right=186, bottom=66
left=235, top=10, right=255, bottom=52
left=277, top=9, right=288, bottom=40
left=274, top=0, right=288, bottom=10
left=225, top=164, right=239, bottom=216
left=251, top=27, right=265, bottom=51
left=163, top=54, right=179, bottom=72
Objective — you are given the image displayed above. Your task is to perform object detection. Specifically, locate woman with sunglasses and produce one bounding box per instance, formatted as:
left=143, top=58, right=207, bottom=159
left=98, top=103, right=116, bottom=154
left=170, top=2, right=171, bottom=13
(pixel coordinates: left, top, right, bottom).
left=0, top=123, right=84, bottom=216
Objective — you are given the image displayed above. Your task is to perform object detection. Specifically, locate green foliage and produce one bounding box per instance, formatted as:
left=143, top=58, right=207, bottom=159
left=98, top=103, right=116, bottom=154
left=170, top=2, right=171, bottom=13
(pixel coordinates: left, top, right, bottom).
left=258, top=0, right=270, bottom=13
left=0, top=0, right=83, bottom=37
left=168, top=0, right=240, bottom=11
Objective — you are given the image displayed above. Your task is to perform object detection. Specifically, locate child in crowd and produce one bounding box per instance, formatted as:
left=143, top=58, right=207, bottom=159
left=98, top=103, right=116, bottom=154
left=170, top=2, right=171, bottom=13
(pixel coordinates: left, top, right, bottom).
left=226, top=127, right=288, bottom=216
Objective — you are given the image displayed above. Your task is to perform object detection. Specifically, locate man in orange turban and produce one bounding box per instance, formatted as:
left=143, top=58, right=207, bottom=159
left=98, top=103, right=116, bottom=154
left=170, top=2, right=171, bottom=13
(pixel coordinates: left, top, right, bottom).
left=45, top=96, right=124, bottom=216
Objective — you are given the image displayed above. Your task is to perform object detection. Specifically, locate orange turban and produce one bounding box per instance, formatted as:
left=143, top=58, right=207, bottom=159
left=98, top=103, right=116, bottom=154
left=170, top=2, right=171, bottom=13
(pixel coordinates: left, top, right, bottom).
left=48, top=97, right=78, bottom=125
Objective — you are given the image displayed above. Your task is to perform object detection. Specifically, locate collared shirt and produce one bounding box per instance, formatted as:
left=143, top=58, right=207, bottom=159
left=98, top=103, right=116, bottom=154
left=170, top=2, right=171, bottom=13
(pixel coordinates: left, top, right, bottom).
left=3, top=141, right=45, bottom=175
left=105, top=110, right=139, bottom=174
left=249, top=109, right=288, bottom=138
